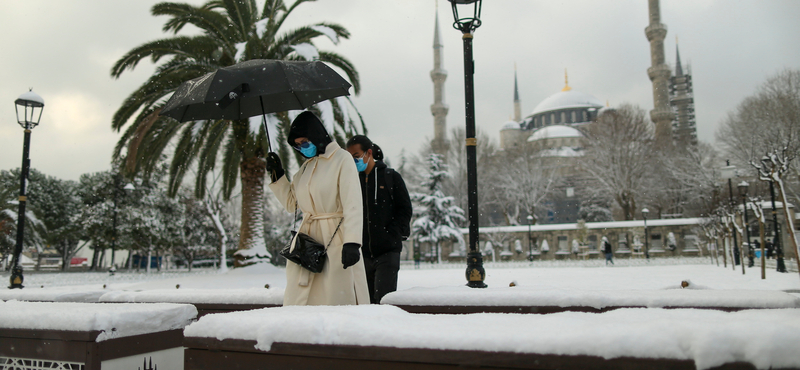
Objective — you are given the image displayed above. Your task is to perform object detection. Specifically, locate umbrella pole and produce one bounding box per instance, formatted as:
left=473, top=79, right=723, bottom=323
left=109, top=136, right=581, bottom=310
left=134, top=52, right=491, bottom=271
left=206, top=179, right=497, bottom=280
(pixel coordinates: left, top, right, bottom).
left=259, top=96, right=273, bottom=153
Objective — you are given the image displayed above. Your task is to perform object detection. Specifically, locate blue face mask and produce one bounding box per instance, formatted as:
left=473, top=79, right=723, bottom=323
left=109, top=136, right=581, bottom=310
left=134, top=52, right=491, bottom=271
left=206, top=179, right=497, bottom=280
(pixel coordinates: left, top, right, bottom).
left=355, top=158, right=367, bottom=172
left=297, top=142, right=317, bottom=158
left=354, top=153, right=368, bottom=172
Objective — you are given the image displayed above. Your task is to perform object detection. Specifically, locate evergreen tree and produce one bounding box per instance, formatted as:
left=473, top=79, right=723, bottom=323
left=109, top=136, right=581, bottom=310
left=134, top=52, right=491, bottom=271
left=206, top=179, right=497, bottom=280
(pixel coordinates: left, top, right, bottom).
left=110, top=0, right=362, bottom=266
left=410, top=154, right=466, bottom=263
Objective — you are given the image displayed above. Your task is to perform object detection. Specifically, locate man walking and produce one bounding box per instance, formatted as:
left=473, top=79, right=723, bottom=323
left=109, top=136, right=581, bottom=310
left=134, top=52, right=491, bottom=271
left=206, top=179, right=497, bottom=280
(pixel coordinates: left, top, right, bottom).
left=346, top=135, right=413, bottom=304
left=602, top=236, right=614, bottom=265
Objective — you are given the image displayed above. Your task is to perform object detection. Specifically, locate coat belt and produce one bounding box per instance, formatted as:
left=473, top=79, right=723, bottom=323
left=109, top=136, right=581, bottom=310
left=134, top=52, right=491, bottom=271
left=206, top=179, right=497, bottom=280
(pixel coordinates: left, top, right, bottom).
left=306, top=212, right=344, bottom=221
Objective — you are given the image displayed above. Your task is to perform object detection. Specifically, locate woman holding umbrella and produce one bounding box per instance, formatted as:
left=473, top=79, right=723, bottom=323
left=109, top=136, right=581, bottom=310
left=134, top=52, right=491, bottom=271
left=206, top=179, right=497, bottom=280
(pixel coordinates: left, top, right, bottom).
left=267, top=111, right=369, bottom=306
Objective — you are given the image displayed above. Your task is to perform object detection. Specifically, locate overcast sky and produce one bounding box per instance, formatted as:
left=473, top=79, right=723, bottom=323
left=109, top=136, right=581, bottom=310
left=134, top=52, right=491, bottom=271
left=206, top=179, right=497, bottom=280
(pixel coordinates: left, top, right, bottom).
left=2, top=0, right=800, bottom=181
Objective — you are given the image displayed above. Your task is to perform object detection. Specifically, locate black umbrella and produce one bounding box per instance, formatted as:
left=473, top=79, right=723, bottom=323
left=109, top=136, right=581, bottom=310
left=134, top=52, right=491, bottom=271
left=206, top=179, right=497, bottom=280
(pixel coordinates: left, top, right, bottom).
left=160, top=59, right=351, bottom=151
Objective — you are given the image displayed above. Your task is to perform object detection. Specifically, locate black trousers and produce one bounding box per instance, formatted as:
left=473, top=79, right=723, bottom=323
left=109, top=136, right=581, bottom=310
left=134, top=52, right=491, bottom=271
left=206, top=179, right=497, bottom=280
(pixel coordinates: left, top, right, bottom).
left=363, top=251, right=401, bottom=304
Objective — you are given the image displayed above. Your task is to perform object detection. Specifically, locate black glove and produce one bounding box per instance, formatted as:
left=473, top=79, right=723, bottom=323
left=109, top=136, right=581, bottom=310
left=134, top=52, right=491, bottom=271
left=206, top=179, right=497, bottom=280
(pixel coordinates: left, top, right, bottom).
left=266, top=152, right=285, bottom=183
left=342, top=243, right=361, bottom=269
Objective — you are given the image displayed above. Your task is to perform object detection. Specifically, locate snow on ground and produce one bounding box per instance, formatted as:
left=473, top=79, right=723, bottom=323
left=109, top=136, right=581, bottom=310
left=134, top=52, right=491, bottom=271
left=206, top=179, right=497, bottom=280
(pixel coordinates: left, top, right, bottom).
left=3, top=258, right=800, bottom=369
left=1, top=258, right=798, bottom=303
left=184, top=304, right=800, bottom=370
left=0, top=301, right=196, bottom=342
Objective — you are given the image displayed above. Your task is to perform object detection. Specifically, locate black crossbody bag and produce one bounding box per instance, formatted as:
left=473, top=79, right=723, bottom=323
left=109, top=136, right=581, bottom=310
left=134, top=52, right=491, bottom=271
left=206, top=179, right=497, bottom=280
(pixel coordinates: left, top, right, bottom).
left=279, top=201, right=342, bottom=273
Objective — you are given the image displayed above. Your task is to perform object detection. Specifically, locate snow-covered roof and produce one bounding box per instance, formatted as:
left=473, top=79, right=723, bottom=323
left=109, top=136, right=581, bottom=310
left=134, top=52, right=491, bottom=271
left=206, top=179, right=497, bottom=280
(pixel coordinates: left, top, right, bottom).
left=461, top=218, right=705, bottom=234
left=500, top=120, right=520, bottom=130
left=538, top=147, right=584, bottom=157
left=531, top=90, right=603, bottom=115
left=528, top=125, right=583, bottom=141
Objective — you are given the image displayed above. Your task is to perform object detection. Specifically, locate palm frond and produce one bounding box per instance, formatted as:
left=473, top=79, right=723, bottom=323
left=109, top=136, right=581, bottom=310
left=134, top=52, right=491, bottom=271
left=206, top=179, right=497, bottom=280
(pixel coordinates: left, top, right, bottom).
left=318, top=51, right=360, bottom=95
left=153, top=2, right=236, bottom=51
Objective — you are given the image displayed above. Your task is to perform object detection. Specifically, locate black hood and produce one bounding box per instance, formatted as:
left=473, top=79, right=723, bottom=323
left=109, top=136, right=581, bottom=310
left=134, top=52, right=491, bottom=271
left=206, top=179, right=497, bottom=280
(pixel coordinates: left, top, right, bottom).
left=287, top=111, right=332, bottom=156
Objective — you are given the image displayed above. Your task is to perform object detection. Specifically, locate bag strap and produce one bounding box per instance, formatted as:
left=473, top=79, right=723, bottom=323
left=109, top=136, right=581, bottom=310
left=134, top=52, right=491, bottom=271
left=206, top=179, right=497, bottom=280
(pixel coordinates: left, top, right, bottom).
left=326, top=218, right=344, bottom=249
left=294, top=200, right=344, bottom=250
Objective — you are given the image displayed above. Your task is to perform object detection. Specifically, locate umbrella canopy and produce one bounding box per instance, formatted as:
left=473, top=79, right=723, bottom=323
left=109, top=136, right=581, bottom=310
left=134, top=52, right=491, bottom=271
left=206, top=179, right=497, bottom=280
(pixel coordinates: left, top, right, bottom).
left=160, top=59, right=351, bottom=123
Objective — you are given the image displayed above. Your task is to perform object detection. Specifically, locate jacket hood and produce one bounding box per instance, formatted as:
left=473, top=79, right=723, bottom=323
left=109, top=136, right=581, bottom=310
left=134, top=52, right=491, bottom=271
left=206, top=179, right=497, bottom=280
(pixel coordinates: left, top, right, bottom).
left=287, top=111, right=332, bottom=156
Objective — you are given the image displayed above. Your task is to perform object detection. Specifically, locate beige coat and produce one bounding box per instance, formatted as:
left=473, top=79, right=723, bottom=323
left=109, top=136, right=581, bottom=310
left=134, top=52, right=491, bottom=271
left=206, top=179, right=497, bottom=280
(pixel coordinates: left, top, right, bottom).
left=269, top=141, right=370, bottom=305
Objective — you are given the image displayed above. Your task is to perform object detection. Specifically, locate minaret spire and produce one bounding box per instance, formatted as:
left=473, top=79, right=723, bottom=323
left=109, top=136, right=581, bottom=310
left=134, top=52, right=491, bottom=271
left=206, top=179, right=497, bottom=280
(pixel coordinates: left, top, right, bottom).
left=675, top=38, right=684, bottom=77
left=513, top=63, right=521, bottom=122
left=430, top=5, right=449, bottom=156
left=645, top=0, right=674, bottom=146
left=562, top=68, right=572, bottom=92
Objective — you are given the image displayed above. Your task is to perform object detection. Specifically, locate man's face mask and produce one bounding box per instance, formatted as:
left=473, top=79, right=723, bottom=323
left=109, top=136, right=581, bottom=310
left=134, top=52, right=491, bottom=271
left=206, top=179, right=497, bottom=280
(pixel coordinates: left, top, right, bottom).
left=355, top=152, right=369, bottom=172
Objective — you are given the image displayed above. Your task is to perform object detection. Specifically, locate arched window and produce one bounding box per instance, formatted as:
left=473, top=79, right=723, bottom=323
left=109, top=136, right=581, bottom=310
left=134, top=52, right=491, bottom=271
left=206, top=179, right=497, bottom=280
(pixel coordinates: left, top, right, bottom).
left=560, top=112, right=566, bottom=123
left=582, top=110, right=588, bottom=121
left=571, top=111, right=576, bottom=122
left=551, top=113, right=557, bottom=124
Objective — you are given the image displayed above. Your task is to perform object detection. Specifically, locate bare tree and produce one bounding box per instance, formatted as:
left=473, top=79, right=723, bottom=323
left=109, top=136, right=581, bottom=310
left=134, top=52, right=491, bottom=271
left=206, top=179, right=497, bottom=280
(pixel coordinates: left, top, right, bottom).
left=752, top=148, right=800, bottom=277
left=487, top=148, right=561, bottom=225
left=717, top=68, right=800, bottom=201
left=581, top=104, right=656, bottom=220
left=662, top=142, right=724, bottom=217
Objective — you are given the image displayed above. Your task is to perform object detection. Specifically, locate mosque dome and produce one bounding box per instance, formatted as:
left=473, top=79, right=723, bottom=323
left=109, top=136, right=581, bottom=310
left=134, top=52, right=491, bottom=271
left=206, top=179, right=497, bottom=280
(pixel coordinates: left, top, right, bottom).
left=530, top=90, right=604, bottom=116
left=501, top=120, right=520, bottom=130
left=527, top=125, right=583, bottom=142
left=522, top=72, right=605, bottom=130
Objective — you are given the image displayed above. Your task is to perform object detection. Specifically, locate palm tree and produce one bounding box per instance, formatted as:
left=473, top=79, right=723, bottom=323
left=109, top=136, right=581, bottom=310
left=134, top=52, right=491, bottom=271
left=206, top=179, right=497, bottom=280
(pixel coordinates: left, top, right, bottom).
left=110, top=0, right=362, bottom=266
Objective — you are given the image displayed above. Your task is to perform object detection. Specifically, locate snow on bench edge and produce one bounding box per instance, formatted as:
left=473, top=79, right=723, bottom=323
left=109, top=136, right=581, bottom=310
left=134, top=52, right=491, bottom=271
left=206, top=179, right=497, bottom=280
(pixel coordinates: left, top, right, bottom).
left=380, top=286, right=800, bottom=309
left=0, top=301, right=197, bottom=342
left=98, top=288, right=284, bottom=305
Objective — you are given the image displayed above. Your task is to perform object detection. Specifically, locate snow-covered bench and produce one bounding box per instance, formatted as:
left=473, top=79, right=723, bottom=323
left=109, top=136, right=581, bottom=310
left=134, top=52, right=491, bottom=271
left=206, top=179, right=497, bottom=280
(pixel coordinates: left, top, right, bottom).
left=381, top=285, right=800, bottom=314
left=0, top=301, right=196, bottom=370
left=183, top=305, right=800, bottom=370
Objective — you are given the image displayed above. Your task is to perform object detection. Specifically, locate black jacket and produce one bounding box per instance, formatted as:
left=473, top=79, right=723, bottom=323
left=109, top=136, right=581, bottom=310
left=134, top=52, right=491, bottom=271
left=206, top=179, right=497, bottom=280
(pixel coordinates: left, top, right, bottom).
left=603, top=240, right=613, bottom=254
left=358, top=161, right=413, bottom=258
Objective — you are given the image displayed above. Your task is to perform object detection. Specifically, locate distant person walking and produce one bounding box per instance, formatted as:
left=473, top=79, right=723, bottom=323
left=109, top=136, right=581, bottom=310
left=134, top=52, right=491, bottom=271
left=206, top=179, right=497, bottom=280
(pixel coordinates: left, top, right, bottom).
left=346, top=135, right=413, bottom=304
left=266, top=111, right=370, bottom=306
left=602, top=236, right=614, bottom=265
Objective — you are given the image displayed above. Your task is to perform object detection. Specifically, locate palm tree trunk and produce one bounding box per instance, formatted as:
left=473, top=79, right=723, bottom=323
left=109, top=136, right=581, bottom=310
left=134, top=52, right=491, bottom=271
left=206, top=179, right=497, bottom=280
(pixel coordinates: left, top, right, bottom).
left=236, top=156, right=266, bottom=267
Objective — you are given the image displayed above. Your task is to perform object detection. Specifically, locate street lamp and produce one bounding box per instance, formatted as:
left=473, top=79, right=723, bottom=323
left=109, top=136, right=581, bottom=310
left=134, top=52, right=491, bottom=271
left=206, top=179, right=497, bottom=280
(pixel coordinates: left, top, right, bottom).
left=721, top=161, right=740, bottom=265
left=448, top=0, right=486, bottom=288
left=642, top=208, right=650, bottom=259
left=738, top=181, right=753, bottom=270
left=9, top=90, right=45, bottom=289
left=761, top=156, right=787, bottom=273
left=526, top=215, right=534, bottom=261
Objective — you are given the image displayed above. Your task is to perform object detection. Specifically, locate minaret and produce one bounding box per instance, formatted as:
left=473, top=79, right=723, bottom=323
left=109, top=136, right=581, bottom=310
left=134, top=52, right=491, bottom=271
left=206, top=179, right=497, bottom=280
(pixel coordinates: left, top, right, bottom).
left=669, top=40, right=697, bottom=146
left=430, top=6, right=449, bottom=156
left=645, top=0, right=674, bottom=146
left=513, top=64, right=521, bottom=122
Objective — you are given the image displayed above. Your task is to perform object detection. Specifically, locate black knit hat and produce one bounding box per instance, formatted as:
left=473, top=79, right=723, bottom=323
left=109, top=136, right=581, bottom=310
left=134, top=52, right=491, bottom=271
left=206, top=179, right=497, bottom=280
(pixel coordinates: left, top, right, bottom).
left=287, top=111, right=332, bottom=156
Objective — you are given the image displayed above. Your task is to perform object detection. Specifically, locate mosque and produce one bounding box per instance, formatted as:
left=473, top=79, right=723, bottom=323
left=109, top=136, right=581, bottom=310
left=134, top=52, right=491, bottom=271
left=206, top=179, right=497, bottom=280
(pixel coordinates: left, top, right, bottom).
left=428, top=0, right=697, bottom=225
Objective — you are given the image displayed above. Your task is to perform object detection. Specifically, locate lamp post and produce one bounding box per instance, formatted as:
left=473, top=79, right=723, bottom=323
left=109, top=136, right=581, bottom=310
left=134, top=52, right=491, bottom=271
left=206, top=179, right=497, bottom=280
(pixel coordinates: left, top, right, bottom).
left=721, top=161, right=740, bottom=265
left=448, top=0, right=486, bottom=288
left=9, top=90, right=44, bottom=289
left=642, top=208, right=650, bottom=259
left=761, top=156, right=787, bottom=273
left=737, top=181, right=753, bottom=270
left=526, top=215, right=534, bottom=261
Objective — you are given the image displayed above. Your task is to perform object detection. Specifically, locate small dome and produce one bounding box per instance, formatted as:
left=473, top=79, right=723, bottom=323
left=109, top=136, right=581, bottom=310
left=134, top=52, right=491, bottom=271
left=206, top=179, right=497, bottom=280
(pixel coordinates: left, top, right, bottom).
left=527, top=125, right=583, bottom=142
left=530, top=90, right=603, bottom=116
left=501, top=120, right=520, bottom=130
